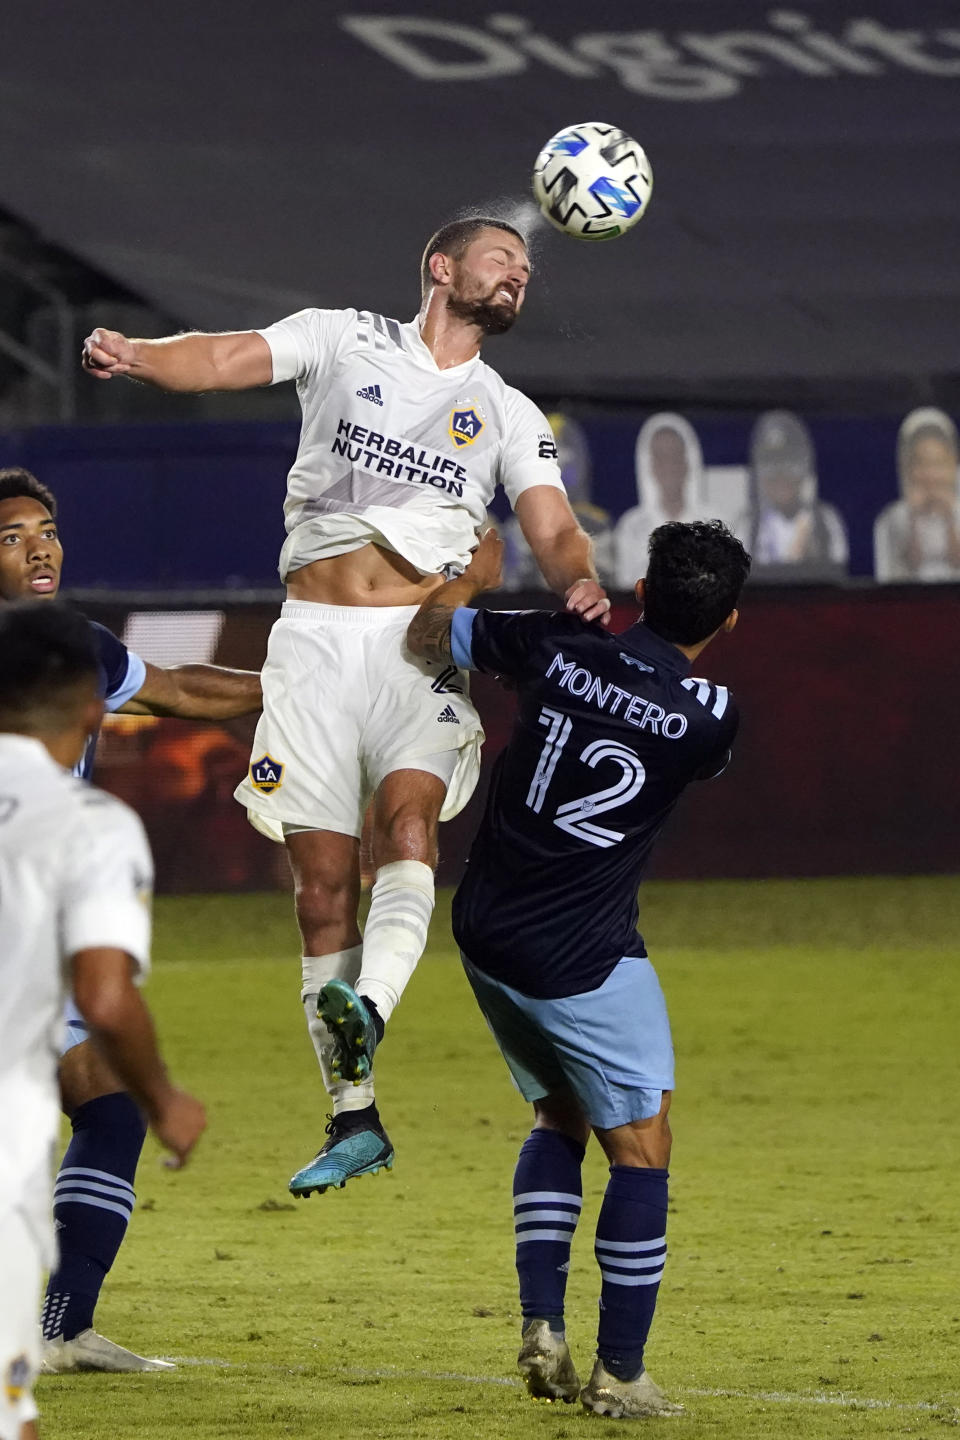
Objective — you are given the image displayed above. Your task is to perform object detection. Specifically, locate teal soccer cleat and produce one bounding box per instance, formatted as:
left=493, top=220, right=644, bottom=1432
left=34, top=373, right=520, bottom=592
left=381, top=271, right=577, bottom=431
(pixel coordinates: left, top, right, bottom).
left=288, top=1110, right=394, bottom=1198
left=316, top=979, right=378, bottom=1083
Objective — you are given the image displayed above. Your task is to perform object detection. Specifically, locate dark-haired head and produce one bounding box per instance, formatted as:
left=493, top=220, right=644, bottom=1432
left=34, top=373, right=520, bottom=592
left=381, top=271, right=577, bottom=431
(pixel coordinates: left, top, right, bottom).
left=420, top=217, right=527, bottom=295
left=420, top=217, right=530, bottom=336
left=0, top=601, right=101, bottom=761
left=0, top=467, right=57, bottom=516
left=641, top=520, right=751, bottom=647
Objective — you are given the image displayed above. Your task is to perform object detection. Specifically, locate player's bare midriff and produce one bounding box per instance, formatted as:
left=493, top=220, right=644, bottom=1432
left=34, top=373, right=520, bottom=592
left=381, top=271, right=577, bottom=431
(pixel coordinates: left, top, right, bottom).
left=286, top=542, right=446, bottom=607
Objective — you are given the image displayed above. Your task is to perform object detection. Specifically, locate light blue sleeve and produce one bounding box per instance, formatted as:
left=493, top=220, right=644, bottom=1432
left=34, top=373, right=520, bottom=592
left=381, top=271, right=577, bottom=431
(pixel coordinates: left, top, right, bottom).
left=104, top=650, right=147, bottom=712
left=450, top=608, right=479, bottom=671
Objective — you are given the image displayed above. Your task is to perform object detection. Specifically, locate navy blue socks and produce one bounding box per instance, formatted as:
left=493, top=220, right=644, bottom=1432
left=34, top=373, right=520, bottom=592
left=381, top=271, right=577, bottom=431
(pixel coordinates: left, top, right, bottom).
left=513, top=1129, right=585, bottom=1332
left=42, top=1092, right=147, bottom=1340
left=595, top=1165, right=669, bottom=1382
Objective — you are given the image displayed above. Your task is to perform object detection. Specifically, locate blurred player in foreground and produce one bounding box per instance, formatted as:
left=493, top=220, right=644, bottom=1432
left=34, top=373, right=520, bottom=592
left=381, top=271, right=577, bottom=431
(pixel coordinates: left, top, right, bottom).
left=0, top=601, right=205, bottom=1440
left=81, top=216, right=609, bottom=1197
left=407, top=520, right=750, bottom=1419
left=0, top=468, right=259, bottom=1373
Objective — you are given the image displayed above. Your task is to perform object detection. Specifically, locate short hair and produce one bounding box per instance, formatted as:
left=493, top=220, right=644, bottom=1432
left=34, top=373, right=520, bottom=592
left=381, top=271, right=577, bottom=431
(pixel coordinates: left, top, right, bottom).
left=0, top=600, right=98, bottom=730
left=0, top=467, right=57, bottom=517
left=643, top=520, right=751, bottom=646
left=420, top=217, right=527, bottom=295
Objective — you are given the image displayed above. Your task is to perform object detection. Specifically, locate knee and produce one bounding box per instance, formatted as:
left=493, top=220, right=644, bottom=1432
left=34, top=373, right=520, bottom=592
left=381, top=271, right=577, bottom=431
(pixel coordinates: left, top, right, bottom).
left=293, top=869, right=357, bottom=939
left=533, top=1093, right=591, bottom=1150
left=58, top=1040, right=124, bottom=1116
left=373, top=807, right=438, bottom=868
left=597, top=1110, right=673, bottom=1170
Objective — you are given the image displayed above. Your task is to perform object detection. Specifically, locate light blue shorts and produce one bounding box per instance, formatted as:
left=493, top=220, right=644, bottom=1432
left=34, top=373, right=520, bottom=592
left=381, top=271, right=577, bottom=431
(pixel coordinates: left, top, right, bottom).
left=461, top=953, right=675, bottom=1130
left=61, top=995, right=89, bottom=1055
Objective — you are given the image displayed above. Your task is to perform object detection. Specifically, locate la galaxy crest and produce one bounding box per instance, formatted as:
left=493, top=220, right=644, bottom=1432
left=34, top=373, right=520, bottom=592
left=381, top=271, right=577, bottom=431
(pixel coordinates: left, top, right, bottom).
left=250, top=754, right=284, bottom=794
left=449, top=402, right=484, bottom=449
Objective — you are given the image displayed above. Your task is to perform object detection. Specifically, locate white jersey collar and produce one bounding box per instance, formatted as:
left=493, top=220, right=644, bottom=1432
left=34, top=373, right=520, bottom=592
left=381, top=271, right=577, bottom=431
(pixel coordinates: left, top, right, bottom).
left=403, top=317, right=482, bottom=379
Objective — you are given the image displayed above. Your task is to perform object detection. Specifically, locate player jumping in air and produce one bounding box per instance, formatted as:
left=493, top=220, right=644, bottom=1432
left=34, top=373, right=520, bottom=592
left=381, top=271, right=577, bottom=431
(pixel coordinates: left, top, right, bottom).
left=407, top=520, right=750, bottom=1419
left=81, top=217, right=610, bottom=1196
left=0, top=469, right=260, bottom=1374
left=0, top=601, right=205, bottom=1440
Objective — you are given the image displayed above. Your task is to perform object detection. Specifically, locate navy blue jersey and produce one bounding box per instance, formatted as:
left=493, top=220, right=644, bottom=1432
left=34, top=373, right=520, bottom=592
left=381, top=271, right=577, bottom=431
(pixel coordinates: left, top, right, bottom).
left=451, top=609, right=738, bottom=999
left=76, top=621, right=147, bottom=781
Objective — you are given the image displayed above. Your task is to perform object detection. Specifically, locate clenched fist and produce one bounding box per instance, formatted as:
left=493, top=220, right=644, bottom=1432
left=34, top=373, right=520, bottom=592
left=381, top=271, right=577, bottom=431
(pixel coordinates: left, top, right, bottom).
left=82, top=328, right=137, bottom=378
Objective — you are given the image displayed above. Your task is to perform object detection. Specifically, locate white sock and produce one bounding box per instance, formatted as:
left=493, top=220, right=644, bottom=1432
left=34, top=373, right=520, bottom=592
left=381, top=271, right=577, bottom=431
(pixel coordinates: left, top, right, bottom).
left=357, top=859, right=435, bottom=1024
left=301, top=948, right=374, bottom=1114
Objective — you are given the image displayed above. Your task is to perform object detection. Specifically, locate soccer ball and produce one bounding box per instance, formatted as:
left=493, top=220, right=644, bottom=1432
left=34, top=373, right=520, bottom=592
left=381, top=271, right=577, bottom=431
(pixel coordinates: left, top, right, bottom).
left=532, top=122, right=653, bottom=241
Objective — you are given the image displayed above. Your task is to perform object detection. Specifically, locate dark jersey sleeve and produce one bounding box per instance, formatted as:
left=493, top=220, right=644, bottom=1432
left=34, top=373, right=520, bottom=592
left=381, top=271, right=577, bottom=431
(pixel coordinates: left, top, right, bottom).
left=89, top=621, right=146, bottom=710
left=691, top=695, right=740, bottom=781
left=453, top=607, right=596, bottom=682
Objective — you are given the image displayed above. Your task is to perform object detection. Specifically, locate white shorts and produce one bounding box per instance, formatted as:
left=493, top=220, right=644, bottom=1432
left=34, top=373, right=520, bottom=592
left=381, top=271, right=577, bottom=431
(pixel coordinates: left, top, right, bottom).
left=0, top=1207, right=43, bottom=1439
left=234, top=601, right=485, bottom=842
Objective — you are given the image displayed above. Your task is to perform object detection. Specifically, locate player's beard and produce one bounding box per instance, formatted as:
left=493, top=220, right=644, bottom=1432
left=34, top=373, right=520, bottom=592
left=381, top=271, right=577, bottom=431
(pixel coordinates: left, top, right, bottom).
left=446, top=283, right=518, bottom=336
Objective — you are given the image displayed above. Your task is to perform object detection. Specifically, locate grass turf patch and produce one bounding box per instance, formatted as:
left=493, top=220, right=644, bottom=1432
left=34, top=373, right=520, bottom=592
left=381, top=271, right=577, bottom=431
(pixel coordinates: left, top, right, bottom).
left=39, top=878, right=960, bottom=1438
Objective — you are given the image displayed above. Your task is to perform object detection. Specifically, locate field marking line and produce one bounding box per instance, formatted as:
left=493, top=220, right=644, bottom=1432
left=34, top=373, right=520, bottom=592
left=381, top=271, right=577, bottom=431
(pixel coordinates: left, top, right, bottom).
left=169, top=1356, right=957, bottom=1415
left=686, top=1386, right=958, bottom=1417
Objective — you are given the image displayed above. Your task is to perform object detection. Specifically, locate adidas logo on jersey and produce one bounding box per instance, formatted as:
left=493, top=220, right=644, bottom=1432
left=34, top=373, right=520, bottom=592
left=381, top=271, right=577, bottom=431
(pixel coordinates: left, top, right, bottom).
left=437, top=704, right=459, bottom=724
left=356, top=383, right=383, bottom=405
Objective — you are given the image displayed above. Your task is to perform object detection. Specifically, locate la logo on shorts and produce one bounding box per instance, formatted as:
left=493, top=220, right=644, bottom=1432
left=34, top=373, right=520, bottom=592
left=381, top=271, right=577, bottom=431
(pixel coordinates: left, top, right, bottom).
left=449, top=406, right=484, bottom=448
left=250, top=754, right=284, bottom=794
left=5, top=1353, right=30, bottom=1403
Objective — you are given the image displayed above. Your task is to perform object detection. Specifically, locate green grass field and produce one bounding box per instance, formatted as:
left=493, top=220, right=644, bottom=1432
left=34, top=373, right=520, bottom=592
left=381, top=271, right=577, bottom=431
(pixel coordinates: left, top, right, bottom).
left=39, top=877, right=960, bottom=1438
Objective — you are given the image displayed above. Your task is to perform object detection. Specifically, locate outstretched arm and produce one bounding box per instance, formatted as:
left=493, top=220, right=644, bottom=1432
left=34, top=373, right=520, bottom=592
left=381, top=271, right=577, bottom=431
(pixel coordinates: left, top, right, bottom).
left=407, top=529, right=504, bottom=664
left=514, top=485, right=611, bottom=624
left=82, top=327, right=273, bottom=392
left=119, top=661, right=262, bottom=719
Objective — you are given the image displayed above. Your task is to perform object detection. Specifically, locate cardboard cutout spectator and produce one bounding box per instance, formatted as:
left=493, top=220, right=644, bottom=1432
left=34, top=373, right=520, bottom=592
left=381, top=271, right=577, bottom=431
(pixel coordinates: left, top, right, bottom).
left=739, top=410, right=847, bottom=577
left=614, top=413, right=705, bottom=589
left=874, top=408, right=960, bottom=583
left=503, top=412, right=615, bottom=589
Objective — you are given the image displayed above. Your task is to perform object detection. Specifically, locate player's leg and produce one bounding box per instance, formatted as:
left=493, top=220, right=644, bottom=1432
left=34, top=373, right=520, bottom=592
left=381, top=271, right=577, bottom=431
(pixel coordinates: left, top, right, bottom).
left=514, top=1090, right=590, bottom=1403
left=1, top=1190, right=44, bottom=1439
left=313, top=612, right=484, bottom=1084
left=546, top=954, right=682, bottom=1419
left=40, top=1016, right=170, bottom=1375
left=460, top=956, right=585, bottom=1402
left=286, top=828, right=393, bottom=1197
left=314, top=765, right=448, bottom=1084
left=582, top=1092, right=682, bottom=1418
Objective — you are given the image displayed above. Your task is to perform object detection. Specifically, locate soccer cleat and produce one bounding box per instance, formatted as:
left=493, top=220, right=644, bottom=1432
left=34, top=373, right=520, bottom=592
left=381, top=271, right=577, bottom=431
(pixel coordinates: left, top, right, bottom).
left=288, top=1111, right=394, bottom=1198
left=580, top=1359, right=684, bottom=1419
left=39, top=1329, right=174, bottom=1374
left=517, top=1319, right=580, bottom=1403
left=316, top=979, right=377, bottom=1083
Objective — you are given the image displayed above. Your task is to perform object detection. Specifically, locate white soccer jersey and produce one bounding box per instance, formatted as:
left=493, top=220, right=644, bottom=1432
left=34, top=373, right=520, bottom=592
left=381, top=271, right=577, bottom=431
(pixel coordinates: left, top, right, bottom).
left=257, top=308, right=565, bottom=580
left=0, top=735, right=152, bottom=1245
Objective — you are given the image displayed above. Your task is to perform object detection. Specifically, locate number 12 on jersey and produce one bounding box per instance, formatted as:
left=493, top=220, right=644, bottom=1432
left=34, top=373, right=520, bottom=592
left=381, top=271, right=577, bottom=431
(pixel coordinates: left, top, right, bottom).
left=525, top=706, right=646, bottom=849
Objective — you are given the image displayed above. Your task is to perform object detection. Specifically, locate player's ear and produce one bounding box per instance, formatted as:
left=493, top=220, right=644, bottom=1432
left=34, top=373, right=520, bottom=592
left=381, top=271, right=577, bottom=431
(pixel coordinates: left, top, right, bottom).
left=429, top=251, right=454, bottom=288
left=722, top=607, right=739, bottom=635
left=634, top=577, right=646, bottom=608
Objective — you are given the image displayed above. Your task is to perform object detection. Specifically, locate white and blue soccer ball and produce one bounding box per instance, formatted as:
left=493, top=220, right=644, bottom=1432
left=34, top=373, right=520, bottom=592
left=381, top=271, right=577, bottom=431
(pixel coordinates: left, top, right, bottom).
left=532, top=122, right=653, bottom=241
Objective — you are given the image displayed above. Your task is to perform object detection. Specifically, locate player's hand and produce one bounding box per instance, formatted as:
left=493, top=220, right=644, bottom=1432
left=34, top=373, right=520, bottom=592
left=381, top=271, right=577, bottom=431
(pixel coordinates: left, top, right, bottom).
left=565, top=577, right=611, bottom=626
left=82, top=328, right=137, bottom=378
left=465, top=526, right=504, bottom=594
left=151, top=1088, right=207, bottom=1170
